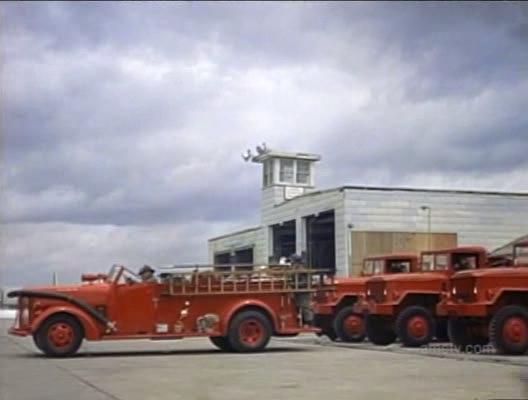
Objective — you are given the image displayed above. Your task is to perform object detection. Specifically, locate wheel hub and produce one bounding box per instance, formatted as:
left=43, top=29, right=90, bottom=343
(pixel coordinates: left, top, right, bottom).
left=344, top=315, right=364, bottom=336
left=503, top=317, right=528, bottom=345
left=48, top=322, right=74, bottom=347
left=239, top=319, right=264, bottom=346
left=407, top=316, right=428, bottom=339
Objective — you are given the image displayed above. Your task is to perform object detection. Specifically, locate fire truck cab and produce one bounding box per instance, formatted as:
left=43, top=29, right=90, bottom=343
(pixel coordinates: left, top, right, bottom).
left=313, top=254, right=418, bottom=342
left=364, top=246, right=490, bottom=347
left=438, top=242, right=528, bottom=355
left=8, top=264, right=332, bottom=357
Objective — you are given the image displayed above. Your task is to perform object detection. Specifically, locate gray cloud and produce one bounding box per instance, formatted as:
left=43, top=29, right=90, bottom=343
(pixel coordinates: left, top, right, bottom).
left=1, top=2, right=528, bottom=285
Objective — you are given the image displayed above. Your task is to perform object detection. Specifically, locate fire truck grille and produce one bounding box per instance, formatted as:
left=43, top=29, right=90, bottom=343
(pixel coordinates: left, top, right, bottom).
left=367, top=280, right=386, bottom=303
left=453, top=277, right=476, bottom=302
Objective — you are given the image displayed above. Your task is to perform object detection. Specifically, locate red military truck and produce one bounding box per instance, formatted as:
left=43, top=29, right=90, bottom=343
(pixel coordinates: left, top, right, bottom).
left=438, top=242, right=528, bottom=355
left=8, top=264, right=332, bottom=356
left=363, top=246, right=492, bottom=347
left=312, top=254, right=419, bottom=342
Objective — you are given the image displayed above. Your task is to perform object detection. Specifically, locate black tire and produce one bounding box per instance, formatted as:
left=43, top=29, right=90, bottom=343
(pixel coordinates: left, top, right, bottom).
left=209, top=336, right=234, bottom=352
left=36, top=314, right=84, bottom=357
left=333, top=306, right=366, bottom=343
left=448, top=318, right=488, bottom=352
left=314, top=314, right=337, bottom=341
left=32, top=334, right=45, bottom=352
left=435, top=318, right=449, bottom=342
left=366, top=315, right=396, bottom=345
left=228, top=310, right=272, bottom=352
left=490, top=305, right=528, bottom=355
left=395, top=306, right=435, bottom=347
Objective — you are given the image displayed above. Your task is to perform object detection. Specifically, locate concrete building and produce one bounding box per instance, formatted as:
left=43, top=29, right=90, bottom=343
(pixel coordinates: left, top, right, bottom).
left=208, top=149, right=528, bottom=277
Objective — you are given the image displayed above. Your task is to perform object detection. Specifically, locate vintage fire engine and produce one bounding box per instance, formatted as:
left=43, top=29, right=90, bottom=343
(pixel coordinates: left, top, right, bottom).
left=437, top=241, right=528, bottom=355
left=312, top=254, right=419, bottom=342
left=362, top=246, right=496, bottom=347
left=8, top=264, right=332, bottom=356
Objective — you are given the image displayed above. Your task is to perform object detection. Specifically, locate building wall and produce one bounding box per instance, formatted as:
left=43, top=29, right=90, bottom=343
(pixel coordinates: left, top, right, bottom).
left=208, top=227, right=264, bottom=264
left=343, top=187, right=528, bottom=274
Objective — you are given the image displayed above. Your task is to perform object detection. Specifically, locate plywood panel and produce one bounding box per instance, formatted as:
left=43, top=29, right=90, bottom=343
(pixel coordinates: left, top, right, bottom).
left=349, top=231, right=457, bottom=276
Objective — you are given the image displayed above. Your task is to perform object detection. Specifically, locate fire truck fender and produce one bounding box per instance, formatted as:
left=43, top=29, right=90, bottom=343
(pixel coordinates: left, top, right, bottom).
left=31, top=306, right=101, bottom=340
left=222, top=300, right=279, bottom=334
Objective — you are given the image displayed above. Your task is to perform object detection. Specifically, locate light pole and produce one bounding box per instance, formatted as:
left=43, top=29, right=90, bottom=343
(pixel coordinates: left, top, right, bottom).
left=420, top=206, right=432, bottom=250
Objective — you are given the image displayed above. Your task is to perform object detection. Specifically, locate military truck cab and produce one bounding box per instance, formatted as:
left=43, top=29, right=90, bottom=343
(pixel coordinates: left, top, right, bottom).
left=365, top=246, right=490, bottom=348
left=438, top=242, right=528, bottom=355
left=313, top=254, right=418, bottom=343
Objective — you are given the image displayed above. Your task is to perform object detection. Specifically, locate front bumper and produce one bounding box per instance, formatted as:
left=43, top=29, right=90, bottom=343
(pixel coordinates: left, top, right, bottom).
left=366, top=300, right=396, bottom=315
left=437, top=301, right=488, bottom=317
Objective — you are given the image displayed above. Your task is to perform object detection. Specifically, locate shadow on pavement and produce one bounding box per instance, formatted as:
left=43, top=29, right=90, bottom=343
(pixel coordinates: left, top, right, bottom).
left=13, top=346, right=311, bottom=359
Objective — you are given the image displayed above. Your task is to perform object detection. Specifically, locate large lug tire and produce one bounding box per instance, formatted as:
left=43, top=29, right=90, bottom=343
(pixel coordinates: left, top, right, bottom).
left=448, top=318, right=488, bottom=352
left=395, top=306, right=435, bottom=347
left=333, top=306, right=366, bottom=343
left=227, top=310, right=272, bottom=353
left=209, top=336, right=234, bottom=352
left=366, top=315, right=396, bottom=346
left=36, top=314, right=84, bottom=357
left=314, top=314, right=338, bottom=341
left=490, top=305, right=528, bottom=355
left=435, top=318, right=449, bottom=342
left=32, top=334, right=45, bottom=352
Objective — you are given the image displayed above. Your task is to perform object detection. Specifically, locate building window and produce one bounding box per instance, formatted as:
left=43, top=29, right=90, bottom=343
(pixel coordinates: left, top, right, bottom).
left=296, top=160, right=310, bottom=184
left=279, top=159, right=294, bottom=183
left=263, top=160, right=275, bottom=187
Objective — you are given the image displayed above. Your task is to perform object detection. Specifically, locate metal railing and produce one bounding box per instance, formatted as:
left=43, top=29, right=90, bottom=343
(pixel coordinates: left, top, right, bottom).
left=158, top=264, right=334, bottom=296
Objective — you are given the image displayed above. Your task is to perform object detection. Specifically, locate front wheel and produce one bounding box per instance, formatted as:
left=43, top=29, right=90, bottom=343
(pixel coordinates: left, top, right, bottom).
left=228, top=310, right=272, bottom=352
left=209, top=336, right=234, bottom=352
left=36, top=314, right=84, bottom=357
left=396, top=306, right=435, bottom=347
left=333, top=306, right=366, bottom=343
left=366, top=315, right=396, bottom=345
left=490, top=305, right=528, bottom=355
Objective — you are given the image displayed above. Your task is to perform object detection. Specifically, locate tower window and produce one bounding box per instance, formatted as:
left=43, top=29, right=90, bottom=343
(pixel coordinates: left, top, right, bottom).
left=296, top=160, right=311, bottom=184
left=279, top=159, right=294, bottom=183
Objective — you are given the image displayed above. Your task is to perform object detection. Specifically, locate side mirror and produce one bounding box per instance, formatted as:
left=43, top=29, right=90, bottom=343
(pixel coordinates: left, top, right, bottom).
left=81, top=273, right=100, bottom=283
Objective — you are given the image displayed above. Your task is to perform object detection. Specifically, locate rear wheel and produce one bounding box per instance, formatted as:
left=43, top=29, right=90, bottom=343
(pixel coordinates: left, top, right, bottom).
left=490, top=305, right=528, bottom=355
left=366, top=315, right=396, bottom=345
left=209, top=336, right=234, bottom=352
left=228, top=310, right=272, bottom=352
left=36, top=314, right=84, bottom=357
left=396, top=306, right=435, bottom=347
left=314, top=314, right=338, bottom=341
left=448, top=318, right=488, bottom=352
left=333, top=306, right=366, bottom=343
left=32, top=334, right=45, bottom=352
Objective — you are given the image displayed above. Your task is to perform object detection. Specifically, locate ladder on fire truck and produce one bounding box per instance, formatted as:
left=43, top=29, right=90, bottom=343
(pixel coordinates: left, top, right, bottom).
left=159, top=264, right=334, bottom=296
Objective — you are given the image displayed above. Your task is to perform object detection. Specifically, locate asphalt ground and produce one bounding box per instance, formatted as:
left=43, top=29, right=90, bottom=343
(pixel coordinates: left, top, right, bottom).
left=1, top=319, right=527, bottom=400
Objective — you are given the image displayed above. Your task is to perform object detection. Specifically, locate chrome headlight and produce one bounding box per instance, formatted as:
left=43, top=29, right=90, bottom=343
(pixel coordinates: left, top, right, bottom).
left=452, top=286, right=457, bottom=296
left=473, top=286, right=478, bottom=295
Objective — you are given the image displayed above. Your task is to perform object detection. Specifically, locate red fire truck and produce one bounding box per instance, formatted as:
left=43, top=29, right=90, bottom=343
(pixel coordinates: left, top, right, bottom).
left=313, top=254, right=419, bottom=342
left=8, top=264, right=332, bottom=356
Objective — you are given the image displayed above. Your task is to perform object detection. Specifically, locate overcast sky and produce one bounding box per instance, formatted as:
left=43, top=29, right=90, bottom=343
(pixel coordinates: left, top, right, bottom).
left=1, top=2, right=528, bottom=286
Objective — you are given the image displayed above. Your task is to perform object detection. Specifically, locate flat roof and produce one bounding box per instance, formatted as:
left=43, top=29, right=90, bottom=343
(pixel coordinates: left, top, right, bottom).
left=252, top=150, right=321, bottom=163
left=208, top=226, right=261, bottom=242
left=340, top=185, right=528, bottom=197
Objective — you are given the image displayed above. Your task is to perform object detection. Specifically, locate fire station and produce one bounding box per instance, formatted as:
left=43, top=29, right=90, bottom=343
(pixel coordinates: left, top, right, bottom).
left=208, top=148, right=528, bottom=277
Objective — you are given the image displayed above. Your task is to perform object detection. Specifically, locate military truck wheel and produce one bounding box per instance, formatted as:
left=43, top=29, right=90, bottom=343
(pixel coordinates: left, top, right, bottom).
left=37, top=314, right=84, bottom=357
left=366, top=315, right=396, bottom=345
left=334, top=306, right=366, bottom=343
left=228, top=310, right=272, bottom=352
left=209, top=336, right=234, bottom=352
left=490, top=305, right=528, bottom=355
left=396, top=306, right=435, bottom=347
left=448, top=318, right=488, bottom=352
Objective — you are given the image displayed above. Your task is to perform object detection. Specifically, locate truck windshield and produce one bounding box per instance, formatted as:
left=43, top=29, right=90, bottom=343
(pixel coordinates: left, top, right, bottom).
left=514, top=245, right=528, bottom=265
left=362, top=260, right=374, bottom=275
left=452, top=253, right=478, bottom=271
left=421, top=254, right=449, bottom=271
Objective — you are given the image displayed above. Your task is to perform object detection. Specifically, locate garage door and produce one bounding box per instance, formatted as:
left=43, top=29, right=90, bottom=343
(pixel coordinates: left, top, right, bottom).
left=349, top=231, right=458, bottom=276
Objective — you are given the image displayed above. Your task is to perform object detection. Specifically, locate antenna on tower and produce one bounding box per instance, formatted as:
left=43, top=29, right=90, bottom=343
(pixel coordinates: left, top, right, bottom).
left=241, top=148, right=252, bottom=162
